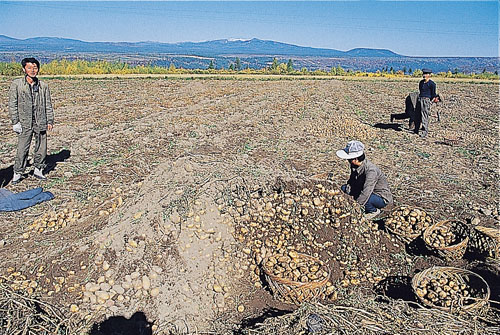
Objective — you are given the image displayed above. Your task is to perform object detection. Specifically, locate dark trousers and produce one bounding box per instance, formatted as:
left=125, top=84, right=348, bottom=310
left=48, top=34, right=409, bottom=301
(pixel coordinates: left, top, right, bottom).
left=391, top=112, right=415, bottom=130
left=414, top=97, right=431, bottom=137
left=14, top=129, right=47, bottom=174
left=391, top=92, right=419, bottom=130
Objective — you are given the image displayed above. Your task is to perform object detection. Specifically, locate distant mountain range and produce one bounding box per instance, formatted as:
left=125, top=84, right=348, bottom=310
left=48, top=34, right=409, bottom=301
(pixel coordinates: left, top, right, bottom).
left=0, top=35, right=498, bottom=73
left=0, top=35, right=401, bottom=58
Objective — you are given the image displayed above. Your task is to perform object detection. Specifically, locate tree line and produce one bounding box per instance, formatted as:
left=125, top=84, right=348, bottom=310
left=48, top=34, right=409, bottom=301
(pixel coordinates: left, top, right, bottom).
left=0, top=58, right=498, bottom=79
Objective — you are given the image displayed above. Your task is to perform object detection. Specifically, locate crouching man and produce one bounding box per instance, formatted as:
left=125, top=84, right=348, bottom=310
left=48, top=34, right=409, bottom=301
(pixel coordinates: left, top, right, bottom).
left=336, top=140, right=393, bottom=219
left=9, top=57, right=54, bottom=184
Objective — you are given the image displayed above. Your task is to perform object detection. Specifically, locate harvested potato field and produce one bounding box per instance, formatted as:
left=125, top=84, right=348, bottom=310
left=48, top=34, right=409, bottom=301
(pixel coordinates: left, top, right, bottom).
left=0, top=76, right=499, bottom=334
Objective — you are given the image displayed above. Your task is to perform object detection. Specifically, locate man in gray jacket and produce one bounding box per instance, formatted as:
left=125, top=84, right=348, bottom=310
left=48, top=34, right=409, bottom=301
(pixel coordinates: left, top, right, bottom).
left=336, top=140, right=393, bottom=219
left=9, top=58, right=54, bottom=184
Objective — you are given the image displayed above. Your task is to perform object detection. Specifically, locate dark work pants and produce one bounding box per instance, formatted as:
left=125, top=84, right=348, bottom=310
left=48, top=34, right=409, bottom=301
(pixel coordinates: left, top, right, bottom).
left=391, top=113, right=410, bottom=120
left=415, top=97, right=431, bottom=137
left=14, top=129, right=47, bottom=174
left=391, top=112, right=415, bottom=130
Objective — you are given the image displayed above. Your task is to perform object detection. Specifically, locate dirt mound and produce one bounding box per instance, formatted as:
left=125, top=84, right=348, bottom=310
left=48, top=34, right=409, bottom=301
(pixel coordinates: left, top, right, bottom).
left=74, top=156, right=239, bottom=330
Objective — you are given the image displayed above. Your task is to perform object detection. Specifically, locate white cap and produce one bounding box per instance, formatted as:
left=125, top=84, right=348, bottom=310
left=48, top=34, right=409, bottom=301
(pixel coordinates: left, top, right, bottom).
left=336, top=140, right=365, bottom=159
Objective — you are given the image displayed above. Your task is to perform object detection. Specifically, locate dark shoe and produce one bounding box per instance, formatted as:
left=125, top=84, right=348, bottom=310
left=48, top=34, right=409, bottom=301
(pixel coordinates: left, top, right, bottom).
left=408, top=121, right=415, bottom=131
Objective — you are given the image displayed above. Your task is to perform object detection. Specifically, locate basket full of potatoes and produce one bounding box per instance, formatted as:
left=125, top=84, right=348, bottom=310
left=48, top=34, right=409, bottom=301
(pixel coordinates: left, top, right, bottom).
left=262, top=251, right=330, bottom=305
left=423, top=220, right=470, bottom=260
left=385, top=206, right=433, bottom=243
left=412, top=266, right=490, bottom=313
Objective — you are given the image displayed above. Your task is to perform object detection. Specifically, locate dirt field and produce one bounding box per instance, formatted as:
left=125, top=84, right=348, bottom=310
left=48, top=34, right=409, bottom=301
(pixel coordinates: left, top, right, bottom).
left=0, top=76, right=498, bottom=334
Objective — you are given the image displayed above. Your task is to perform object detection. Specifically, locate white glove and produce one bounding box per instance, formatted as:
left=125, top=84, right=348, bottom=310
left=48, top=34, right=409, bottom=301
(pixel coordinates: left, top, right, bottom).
left=13, top=122, right=22, bottom=134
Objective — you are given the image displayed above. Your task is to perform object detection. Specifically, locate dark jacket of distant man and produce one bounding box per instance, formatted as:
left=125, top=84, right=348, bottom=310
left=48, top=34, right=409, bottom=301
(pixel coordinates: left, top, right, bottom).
left=415, top=69, right=438, bottom=137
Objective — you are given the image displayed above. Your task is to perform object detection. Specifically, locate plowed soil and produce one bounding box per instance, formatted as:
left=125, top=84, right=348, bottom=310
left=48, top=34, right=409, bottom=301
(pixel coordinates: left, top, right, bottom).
left=0, top=76, right=498, bottom=333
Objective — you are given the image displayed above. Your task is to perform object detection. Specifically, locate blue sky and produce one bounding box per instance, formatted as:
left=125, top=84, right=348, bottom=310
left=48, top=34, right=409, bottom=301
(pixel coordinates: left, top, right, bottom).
left=0, top=1, right=498, bottom=57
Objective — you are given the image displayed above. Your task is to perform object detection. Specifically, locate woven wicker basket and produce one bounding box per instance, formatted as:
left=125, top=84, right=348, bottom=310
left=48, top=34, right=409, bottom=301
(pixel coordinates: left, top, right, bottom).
left=412, top=266, right=490, bottom=313
left=262, top=253, right=330, bottom=305
left=423, top=220, right=469, bottom=260
left=469, top=226, right=499, bottom=261
left=385, top=206, right=434, bottom=243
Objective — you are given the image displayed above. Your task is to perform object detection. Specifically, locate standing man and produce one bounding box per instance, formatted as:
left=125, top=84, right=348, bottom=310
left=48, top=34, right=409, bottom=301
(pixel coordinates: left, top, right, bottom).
left=336, top=140, right=393, bottom=219
left=9, top=58, right=54, bottom=184
left=415, top=68, right=439, bottom=137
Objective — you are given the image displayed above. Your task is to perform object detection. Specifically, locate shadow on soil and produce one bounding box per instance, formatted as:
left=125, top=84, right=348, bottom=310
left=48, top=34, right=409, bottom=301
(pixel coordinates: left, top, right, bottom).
left=45, top=149, right=71, bottom=174
left=234, top=307, right=293, bottom=334
left=89, top=311, right=152, bottom=335
left=0, top=149, right=70, bottom=186
left=374, top=275, right=418, bottom=304
left=434, top=140, right=455, bottom=147
left=373, top=123, right=403, bottom=132
left=0, top=165, right=14, bottom=187
left=468, top=262, right=500, bottom=310
left=405, top=237, right=437, bottom=257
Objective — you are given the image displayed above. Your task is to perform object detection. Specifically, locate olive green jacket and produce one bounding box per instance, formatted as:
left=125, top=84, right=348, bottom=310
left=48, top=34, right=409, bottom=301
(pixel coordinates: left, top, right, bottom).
left=9, top=76, right=54, bottom=131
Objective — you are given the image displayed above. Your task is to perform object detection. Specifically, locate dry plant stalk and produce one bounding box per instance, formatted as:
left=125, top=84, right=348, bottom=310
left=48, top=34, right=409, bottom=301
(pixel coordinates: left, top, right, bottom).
left=0, top=282, right=86, bottom=335
left=240, top=300, right=500, bottom=335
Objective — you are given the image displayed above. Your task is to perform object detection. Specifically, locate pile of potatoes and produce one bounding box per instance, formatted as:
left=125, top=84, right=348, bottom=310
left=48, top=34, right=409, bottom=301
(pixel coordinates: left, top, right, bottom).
left=424, top=226, right=457, bottom=248
left=414, top=272, right=472, bottom=308
left=386, top=207, right=432, bottom=241
left=264, top=251, right=329, bottom=284
left=231, top=182, right=365, bottom=290
left=233, top=182, right=362, bottom=261
left=2, top=268, right=40, bottom=295
left=228, top=180, right=390, bottom=302
left=27, top=208, right=81, bottom=235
